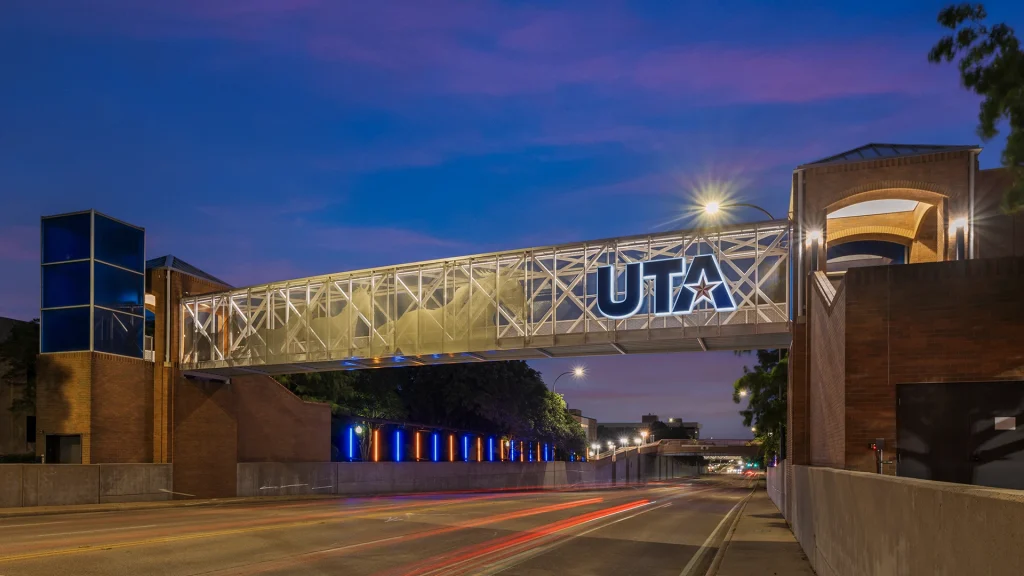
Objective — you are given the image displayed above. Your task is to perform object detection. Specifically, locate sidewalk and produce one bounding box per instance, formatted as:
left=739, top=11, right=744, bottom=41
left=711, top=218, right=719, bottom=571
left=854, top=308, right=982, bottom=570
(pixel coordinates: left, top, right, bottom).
left=714, top=487, right=815, bottom=575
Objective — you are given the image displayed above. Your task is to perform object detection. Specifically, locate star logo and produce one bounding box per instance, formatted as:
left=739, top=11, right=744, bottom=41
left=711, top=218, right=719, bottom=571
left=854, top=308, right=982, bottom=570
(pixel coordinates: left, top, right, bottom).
left=687, top=272, right=720, bottom=307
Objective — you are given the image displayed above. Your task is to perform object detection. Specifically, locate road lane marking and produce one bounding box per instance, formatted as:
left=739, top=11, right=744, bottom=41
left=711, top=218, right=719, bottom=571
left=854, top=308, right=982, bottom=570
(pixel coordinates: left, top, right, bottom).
left=677, top=489, right=753, bottom=576
left=44, top=524, right=160, bottom=538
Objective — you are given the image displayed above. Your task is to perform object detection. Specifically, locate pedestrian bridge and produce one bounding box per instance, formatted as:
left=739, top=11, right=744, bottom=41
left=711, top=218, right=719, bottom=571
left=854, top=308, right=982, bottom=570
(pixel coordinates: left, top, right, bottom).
left=180, top=221, right=790, bottom=376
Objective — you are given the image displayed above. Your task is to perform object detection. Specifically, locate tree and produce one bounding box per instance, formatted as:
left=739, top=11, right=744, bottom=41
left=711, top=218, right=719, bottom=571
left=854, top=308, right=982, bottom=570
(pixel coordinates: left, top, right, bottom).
left=732, top=349, right=787, bottom=462
left=0, top=319, right=40, bottom=415
left=277, top=360, right=587, bottom=455
left=930, top=3, right=1024, bottom=211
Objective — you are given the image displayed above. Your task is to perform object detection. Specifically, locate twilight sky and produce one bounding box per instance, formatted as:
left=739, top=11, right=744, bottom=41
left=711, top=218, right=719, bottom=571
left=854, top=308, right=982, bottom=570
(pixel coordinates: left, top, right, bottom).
left=2, top=1, right=1021, bottom=437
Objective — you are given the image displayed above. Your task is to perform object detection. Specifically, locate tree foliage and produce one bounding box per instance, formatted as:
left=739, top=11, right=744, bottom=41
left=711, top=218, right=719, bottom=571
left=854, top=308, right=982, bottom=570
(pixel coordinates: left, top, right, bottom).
left=0, top=319, right=40, bottom=415
left=930, top=3, right=1024, bottom=211
left=279, top=361, right=587, bottom=454
left=732, top=349, right=787, bottom=460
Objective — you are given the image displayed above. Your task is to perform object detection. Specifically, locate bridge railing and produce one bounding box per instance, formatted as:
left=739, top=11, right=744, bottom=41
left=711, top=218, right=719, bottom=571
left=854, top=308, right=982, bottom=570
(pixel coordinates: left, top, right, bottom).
left=180, top=221, right=789, bottom=371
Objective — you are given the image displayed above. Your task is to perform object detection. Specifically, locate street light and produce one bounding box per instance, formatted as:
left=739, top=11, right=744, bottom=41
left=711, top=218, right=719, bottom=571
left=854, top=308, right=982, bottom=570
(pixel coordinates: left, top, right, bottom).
left=551, top=365, right=586, bottom=394
left=354, top=425, right=364, bottom=435
left=633, top=437, right=642, bottom=445
left=640, top=430, right=649, bottom=443
left=739, top=389, right=748, bottom=398
left=751, top=427, right=757, bottom=433
left=619, top=437, right=628, bottom=448
left=702, top=200, right=777, bottom=220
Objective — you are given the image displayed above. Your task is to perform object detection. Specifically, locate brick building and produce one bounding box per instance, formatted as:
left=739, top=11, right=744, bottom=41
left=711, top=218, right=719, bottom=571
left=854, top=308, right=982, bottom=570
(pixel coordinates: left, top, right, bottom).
left=35, top=212, right=329, bottom=497
left=788, top=144, right=1024, bottom=499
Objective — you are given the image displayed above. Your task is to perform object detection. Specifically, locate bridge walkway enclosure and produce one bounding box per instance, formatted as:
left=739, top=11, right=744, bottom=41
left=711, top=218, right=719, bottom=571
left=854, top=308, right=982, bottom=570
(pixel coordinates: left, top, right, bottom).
left=180, top=221, right=790, bottom=376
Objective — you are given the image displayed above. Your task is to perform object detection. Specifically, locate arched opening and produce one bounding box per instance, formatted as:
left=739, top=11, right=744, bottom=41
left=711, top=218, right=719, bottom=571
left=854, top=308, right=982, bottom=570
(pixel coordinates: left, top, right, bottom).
left=822, top=190, right=946, bottom=277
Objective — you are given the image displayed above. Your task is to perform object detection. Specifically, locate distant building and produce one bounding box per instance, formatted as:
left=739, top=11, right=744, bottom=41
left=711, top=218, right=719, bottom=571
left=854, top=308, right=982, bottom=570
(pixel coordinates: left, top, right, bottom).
left=599, top=416, right=701, bottom=443
left=0, top=317, right=35, bottom=457
left=567, top=408, right=597, bottom=446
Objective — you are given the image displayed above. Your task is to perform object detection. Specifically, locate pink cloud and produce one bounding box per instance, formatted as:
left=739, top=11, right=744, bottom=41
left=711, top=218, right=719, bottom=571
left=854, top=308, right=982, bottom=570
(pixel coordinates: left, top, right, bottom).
left=0, top=226, right=39, bottom=262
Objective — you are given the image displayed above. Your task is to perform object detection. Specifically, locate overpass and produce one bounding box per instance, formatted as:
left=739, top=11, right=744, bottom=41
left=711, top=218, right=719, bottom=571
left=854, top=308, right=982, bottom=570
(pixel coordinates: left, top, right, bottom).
left=180, top=220, right=790, bottom=375
left=593, top=439, right=761, bottom=461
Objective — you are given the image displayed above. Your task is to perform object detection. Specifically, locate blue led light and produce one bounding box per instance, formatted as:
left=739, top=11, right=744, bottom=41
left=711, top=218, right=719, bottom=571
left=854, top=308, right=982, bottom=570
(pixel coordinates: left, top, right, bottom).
left=544, top=444, right=549, bottom=462
left=463, top=436, right=469, bottom=462
left=488, top=437, right=494, bottom=462
left=395, top=430, right=401, bottom=462
left=432, top=432, right=439, bottom=462
left=348, top=427, right=354, bottom=461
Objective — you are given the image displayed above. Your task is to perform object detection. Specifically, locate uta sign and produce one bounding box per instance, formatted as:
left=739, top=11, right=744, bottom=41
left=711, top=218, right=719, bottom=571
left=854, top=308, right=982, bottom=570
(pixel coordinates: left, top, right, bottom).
left=595, top=255, right=736, bottom=319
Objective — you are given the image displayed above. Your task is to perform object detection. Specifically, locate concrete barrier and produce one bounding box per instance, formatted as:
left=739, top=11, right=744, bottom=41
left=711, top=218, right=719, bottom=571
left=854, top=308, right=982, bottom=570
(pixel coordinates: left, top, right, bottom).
left=0, top=464, right=171, bottom=507
left=789, top=465, right=1024, bottom=576
left=766, top=462, right=785, bottom=513
left=237, top=454, right=702, bottom=498
left=237, top=462, right=596, bottom=497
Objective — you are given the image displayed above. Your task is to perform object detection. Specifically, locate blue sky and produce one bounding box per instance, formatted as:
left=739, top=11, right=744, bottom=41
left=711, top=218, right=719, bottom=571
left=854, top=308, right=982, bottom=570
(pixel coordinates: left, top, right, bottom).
left=2, top=1, right=1021, bottom=435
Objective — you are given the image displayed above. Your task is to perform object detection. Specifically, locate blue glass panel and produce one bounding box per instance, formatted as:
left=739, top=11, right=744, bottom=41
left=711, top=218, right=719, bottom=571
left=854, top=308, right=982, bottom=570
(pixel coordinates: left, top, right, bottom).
left=94, top=214, right=144, bottom=271
left=41, top=308, right=90, bottom=353
left=42, top=261, right=91, bottom=309
left=42, top=213, right=91, bottom=264
left=94, top=262, right=144, bottom=315
left=93, top=308, right=144, bottom=358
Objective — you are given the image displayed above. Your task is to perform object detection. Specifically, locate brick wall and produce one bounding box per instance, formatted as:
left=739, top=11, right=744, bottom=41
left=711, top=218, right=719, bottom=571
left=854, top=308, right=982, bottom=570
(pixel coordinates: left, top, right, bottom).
left=149, top=267, right=231, bottom=464
left=841, top=257, right=1024, bottom=473
left=975, top=168, right=1024, bottom=259
left=909, top=205, right=939, bottom=263
left=90, top=353, right=153, bottom=463
left=235, top=375, right=331, bottom=463
left=36, top=352, right=93, bottom=463
left=808, top=277, right=846, bottom=468
left=788, top=321, right=809, bottom=467
left=172, top=375, right=237, bottom=498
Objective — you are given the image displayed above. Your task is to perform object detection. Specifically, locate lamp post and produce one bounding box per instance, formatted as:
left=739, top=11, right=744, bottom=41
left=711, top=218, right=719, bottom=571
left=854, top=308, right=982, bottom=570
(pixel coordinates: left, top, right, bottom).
left=702, top=201, right=778, bottom=221
left=551, top=366, right=586, bottom=394
left=951, top=217, right=967, bottom=260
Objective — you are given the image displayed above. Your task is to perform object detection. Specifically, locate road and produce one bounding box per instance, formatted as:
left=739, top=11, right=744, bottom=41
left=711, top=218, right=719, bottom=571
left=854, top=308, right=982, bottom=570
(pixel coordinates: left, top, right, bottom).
left=0, top=477, right=752, bottom=576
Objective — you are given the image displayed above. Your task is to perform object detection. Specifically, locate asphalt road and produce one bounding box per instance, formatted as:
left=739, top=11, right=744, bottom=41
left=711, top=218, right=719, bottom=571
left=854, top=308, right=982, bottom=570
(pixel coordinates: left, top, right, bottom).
left=0, top=477, right=752, bottom=576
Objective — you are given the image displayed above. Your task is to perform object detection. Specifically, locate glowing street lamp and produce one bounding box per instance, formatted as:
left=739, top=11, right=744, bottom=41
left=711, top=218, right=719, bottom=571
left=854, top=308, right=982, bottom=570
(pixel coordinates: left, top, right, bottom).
left=739, top=389, right=748, bottom=398
left=701, top=201, right=777, bottom=221
left=619, top=437, right=629, bottom=448
left=751, top=427, right=757, bottom=433
left=551, top=366, right=587, bottom=394
left=354, top=425, right=364, bottom=435
left=633, top=437, right=642, bottom=446
left=640, top=430, right=649, bottom=444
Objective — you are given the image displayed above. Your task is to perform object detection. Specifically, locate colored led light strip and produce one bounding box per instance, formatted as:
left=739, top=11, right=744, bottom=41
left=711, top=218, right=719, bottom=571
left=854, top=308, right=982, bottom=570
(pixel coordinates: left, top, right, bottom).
left=489, top=437, right=494, bottom=462
left=477, top=437, right=482, bottom=462
left=416, top=431, right=421, bottom=461
left=433, top=433, right=439, bottom=462
left=395, top=430, right=401, bottom=462
left=373, top=429, right=379, bottom=462
left=463, top=436, right=469, bottom=462
left=449, top=434, right=454, bottom=462
left=348, top=427, right=354, bottom=461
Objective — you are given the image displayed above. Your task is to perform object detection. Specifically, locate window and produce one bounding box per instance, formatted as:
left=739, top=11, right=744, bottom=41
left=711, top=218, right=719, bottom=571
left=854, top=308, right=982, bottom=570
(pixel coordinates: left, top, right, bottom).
left=94, top=262, right=144, bottom=315
left=41, top=212, right=91, bottom=264
left=94, top=307, right=144, bottom=358
left=94, top=214, right=144, bottom=271
left=41, top=308, right=90, bottom=353
left=42, top=261, right=91, bottom=308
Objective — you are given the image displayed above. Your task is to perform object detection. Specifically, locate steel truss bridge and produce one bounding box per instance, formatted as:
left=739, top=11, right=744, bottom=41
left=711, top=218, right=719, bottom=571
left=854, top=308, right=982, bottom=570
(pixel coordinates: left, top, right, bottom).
left=180, top=221, right=790, bottom=376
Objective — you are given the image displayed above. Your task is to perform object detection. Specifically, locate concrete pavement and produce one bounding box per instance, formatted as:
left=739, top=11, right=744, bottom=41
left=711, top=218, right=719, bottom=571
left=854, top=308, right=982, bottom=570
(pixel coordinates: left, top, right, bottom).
left=0, top=477, right=761, bottom=575
left=715, top=484, right=815, bottom=576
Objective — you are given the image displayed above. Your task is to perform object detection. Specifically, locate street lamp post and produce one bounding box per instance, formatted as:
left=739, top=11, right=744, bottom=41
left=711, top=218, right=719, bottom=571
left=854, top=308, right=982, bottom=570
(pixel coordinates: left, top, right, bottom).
left=551, top=366, right=586, bottom=394
left=703, top=201, right=778, bottom=221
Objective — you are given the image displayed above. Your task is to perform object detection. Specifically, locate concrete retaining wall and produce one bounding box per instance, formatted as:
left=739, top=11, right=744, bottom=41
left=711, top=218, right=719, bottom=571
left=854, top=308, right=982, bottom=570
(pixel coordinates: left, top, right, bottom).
left=238, top=454, right=701, bottom=498
left=788, top=465, right=1024, bottom=576
left=237, top=462, right=598, bottom=497
left=0, top=464, right=171, bottom=507
left=766, top=463, right=785, bottom=513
